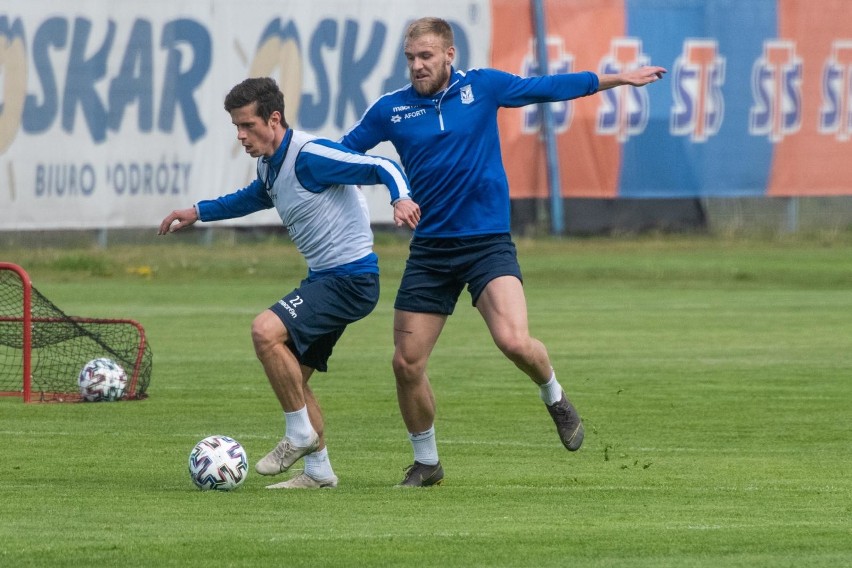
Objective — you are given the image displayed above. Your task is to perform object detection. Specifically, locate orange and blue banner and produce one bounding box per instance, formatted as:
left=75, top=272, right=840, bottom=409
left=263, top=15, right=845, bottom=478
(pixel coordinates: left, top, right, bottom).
left=494, top=0, right=852, bottom=199
left=1, top=0, right=850, bottom=231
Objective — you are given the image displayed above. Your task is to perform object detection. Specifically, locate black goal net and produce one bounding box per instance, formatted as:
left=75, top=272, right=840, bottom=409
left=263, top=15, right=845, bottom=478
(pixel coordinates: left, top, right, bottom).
left=0, top=263, right=153, bottom=402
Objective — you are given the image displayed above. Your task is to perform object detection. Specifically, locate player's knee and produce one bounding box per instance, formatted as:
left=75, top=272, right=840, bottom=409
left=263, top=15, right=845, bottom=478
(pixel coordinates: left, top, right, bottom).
left=391, top=352, right=410, bottom=378
left=250, top=321, right=269, bottom=355
left=494, top=333, right=530, bottom=362
left=392, top=350, right=424, bottom=383
left=251, top=313, right=284, bottom=356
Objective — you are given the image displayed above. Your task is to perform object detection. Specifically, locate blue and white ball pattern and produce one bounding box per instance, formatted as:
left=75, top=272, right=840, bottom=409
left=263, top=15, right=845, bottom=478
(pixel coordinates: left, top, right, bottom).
left=188, top=435, right=248, bottom=491
left=78, top=357, right=128, bottom=402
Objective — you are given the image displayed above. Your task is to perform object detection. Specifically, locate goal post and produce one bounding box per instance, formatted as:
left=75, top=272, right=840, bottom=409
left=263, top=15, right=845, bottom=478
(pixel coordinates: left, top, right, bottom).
left=0, top=262, right=153, bottom=402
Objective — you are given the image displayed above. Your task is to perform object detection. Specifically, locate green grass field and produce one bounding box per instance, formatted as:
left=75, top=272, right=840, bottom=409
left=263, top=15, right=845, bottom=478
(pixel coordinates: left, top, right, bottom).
left=2, top=233, right=851, bottom=567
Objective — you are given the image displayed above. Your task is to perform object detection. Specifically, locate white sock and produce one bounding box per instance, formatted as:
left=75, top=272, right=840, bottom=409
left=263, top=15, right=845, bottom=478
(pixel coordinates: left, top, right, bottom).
left=539, top=372, right=564, bottom=406
left=283, top=406, right=315, bottom=446
left=304, top=447, right=335, bottom=480
left=409, top=426, right=439, bottom=465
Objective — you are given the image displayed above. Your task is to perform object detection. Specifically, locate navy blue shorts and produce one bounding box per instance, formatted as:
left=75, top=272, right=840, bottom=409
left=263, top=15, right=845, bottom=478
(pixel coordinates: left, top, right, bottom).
left=269, top=272, right=379, bottom=372
left=394, top=234, right=523, bottom=315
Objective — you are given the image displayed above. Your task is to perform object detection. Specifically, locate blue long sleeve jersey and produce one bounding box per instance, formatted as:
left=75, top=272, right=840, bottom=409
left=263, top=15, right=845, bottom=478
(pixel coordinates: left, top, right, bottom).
left=196, top=129, right=411, bottom=276
left=340, top=68, right=599, bottom=238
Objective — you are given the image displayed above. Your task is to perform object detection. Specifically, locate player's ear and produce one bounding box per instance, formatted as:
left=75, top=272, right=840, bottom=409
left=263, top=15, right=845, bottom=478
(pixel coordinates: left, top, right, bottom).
left=446, top=45, right=455, bottom=66
left=269, top=110, right=282, bottom=128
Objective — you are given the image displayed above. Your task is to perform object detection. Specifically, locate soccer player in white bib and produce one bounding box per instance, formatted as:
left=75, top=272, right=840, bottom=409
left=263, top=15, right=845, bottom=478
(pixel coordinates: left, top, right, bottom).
left=159, top=77, right=420, bottom=489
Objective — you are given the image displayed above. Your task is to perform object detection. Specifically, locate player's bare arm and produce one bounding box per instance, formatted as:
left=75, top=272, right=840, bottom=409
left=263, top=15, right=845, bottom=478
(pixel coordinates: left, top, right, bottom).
left=597, top=66, right=667, bottom=91
left=158, top=206, right=198, bottom=235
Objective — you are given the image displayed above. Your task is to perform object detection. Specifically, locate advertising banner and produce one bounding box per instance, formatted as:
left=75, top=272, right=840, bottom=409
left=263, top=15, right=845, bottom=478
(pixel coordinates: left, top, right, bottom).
left=0, top=0, right=490, bottom=229
left=493, top=0, right=852, bottom=199
left=1, top=0, right=850, bottom=230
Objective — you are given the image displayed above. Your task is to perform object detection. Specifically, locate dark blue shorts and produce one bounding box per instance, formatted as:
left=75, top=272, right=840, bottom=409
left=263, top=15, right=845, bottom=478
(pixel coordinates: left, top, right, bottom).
left=394, top=234, right=522, bottom=315
left=269, top=272, right=379, bottom=372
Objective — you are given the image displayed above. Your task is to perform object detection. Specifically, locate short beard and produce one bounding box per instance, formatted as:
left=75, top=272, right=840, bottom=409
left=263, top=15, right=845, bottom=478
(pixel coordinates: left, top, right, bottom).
left=411, top=71, right=449, bottom=97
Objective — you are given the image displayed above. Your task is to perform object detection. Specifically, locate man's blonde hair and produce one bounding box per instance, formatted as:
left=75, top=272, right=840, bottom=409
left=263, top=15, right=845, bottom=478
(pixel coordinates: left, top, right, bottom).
left=405, top=17, right=454, bottom=48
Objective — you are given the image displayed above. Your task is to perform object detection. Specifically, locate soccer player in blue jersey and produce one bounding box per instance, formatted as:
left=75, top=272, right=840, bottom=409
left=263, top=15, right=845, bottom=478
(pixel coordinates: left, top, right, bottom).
left=340, top=17, right=666, bottom=486
left=158, top=77, right=420, bottom=489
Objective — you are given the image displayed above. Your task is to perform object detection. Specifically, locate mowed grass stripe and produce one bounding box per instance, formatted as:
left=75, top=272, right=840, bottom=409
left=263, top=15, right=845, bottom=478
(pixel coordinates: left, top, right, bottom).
left=1, top=234, right=850, bottom=567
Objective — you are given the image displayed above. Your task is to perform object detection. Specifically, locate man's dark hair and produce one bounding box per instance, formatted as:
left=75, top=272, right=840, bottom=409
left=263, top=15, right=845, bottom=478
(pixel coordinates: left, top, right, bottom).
left=224, top=77, right=288, bottom=126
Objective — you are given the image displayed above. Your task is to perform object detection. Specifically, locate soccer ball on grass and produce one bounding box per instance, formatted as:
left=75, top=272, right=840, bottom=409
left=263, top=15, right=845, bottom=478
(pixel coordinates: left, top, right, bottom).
left=188, top=435, right=248, bottom=491
left=78, top=357, right=128, bottom=401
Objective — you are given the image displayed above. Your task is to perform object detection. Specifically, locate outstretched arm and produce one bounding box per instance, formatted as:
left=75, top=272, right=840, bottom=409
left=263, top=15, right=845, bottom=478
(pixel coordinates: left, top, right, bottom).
left=597, top=66, right=667, bottom=91
left=158, top=180, right=273, bottom=235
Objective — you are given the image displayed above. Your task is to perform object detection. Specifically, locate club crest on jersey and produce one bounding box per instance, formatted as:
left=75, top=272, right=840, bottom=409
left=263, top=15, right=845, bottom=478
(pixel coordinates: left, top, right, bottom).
left=460, top=85, right=474, bottom=104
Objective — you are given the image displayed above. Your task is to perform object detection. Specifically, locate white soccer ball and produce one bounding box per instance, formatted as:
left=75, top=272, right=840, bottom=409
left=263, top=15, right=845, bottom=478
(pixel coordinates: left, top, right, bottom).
left=188, top=435, right=249, bottom=491
left=78, top=358, right=128, bottom=402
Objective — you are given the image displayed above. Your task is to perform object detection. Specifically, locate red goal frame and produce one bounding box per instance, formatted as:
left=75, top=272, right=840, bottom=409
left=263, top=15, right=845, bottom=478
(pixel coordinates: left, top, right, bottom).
left=0, top=262, right=150, bottom=403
